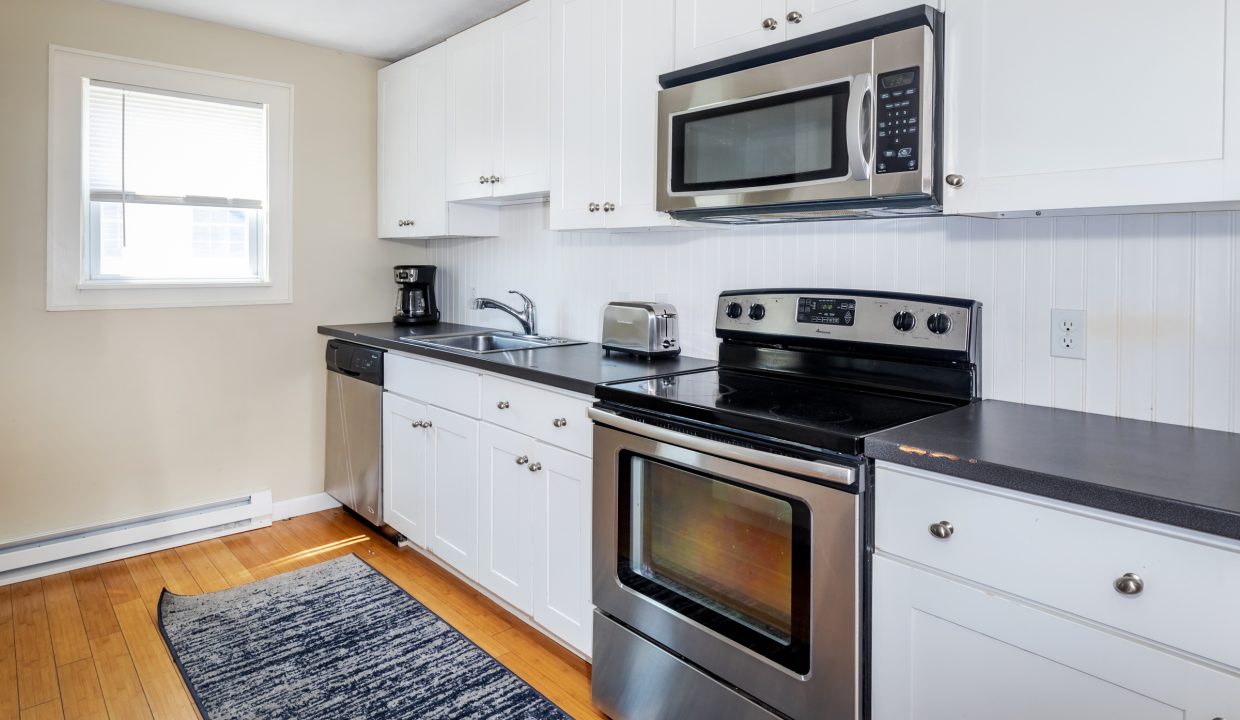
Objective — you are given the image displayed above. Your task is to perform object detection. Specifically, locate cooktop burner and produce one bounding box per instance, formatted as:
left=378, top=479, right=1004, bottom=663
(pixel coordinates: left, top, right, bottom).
left=596, top=368, right=964, bottom=456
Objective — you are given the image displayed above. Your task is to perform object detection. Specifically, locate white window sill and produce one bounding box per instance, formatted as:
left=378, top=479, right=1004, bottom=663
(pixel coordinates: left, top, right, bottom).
left=76, top=279, right=272, bottom=291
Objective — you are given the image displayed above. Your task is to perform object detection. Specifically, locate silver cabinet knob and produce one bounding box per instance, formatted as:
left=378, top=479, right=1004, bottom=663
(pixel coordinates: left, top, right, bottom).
left=552, top=418, right=567, bottom=428
left=761, top=17, right=778, bottom=30
left=528, top=462, right=542, bottom=472
left=1113, top=573, right=1144, bottom=596
left=411, top=420, right=423, bottom=428
left=515, top=455, right=529, bottom=465
left=945, top=174, right=965, bottom=188
left=928, top=521, right=954, bottom=539
left=602, top=202, right=615, bottom=212
left=587, top=202, right=600, bottom=212
left=480, top=175, right=489, bottom=184
left=489, top=175, right=501, bottom=184
left=787, top=10, right=802, bottom=23
left=497, top=400, right=510, bottom=410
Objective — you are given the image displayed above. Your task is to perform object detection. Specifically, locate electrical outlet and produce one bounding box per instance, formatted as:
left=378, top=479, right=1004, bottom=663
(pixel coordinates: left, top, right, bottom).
left=1051, top=309, right=1086, bottom=359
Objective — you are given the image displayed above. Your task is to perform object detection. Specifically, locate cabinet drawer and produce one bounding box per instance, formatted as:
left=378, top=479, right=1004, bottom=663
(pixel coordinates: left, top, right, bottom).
left=385, top=354, right=480, bottom=418
left=875, top=463, right=1240, bottom=669
left=480, top=375, right=591, bottom=455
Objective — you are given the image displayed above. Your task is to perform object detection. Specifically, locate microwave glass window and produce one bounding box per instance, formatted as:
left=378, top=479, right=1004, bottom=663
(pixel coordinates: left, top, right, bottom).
left=616, top=453, right=812, bottom=672
left=671, top=82, right=850, bottom=193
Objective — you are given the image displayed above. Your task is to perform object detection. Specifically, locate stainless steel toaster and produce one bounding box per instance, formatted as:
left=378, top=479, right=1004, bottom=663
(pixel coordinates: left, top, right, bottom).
left=602, top=302, right=680, bottom=357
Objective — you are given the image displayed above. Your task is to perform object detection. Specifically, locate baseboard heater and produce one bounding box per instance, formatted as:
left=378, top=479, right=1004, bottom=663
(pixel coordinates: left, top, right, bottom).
left=0, top=490, right=272, bottom=587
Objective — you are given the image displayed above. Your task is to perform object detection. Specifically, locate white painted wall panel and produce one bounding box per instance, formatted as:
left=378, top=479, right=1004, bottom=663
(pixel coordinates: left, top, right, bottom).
left=424, top=203, right=1240, bottom=432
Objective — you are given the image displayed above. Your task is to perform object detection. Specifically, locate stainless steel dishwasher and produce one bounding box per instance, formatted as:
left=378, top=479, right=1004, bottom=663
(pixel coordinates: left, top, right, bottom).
left=324, top=339, right=384, bottom=525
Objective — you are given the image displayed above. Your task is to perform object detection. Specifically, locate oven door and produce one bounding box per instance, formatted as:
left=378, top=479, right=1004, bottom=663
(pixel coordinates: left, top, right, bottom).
left=657, top=38, right=875, bottom=215
left=591, top=411, right=860, bottom=720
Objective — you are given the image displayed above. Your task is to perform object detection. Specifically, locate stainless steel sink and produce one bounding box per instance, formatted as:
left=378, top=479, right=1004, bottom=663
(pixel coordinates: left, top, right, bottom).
left=400, top=331, right=586, bottom=355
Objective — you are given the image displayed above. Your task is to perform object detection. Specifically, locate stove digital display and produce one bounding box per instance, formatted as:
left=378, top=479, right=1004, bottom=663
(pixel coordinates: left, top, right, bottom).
left=796, top=298, right=856, bottom=326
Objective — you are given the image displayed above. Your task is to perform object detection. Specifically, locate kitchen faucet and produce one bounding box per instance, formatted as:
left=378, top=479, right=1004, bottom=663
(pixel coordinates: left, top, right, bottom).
left=474, top=291, right=537, bottom=336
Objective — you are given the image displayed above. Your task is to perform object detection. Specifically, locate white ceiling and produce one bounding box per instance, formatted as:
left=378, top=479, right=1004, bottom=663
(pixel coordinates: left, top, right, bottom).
left=106, top=0, right=526, bottom=61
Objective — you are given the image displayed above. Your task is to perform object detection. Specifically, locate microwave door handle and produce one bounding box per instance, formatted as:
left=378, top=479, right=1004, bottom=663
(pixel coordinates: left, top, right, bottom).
left=846, top=72, right=874, bottom=181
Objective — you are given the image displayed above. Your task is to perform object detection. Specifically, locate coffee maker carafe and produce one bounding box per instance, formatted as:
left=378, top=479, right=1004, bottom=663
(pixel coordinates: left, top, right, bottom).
left=393, top=265, right=440, bottom=325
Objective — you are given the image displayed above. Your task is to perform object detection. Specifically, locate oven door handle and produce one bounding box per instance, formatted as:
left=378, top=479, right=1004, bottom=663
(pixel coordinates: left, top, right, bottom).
left=846, top=72, right=873, bottom=181
left=588, top=407, right=856, bottom=487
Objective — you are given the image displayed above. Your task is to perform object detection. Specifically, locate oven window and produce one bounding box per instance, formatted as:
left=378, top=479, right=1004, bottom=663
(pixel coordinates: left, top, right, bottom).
left=617, top=453, right=811, bottom=673
left=671, top=82, right=850, bottom=193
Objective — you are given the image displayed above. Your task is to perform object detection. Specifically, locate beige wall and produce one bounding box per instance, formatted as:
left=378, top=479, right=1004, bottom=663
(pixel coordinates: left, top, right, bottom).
left=0, top=0, right=426, bottom=541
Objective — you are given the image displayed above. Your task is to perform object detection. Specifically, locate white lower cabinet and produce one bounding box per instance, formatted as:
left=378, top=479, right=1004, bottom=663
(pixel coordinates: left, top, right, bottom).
left=872, top=555, right=1240, bottom=720
left=872, top=463, right=1240, bottom=719
left=384, top=353, right=593, bottom=657
left=427, top=405, right=480, bottom=580
left=382, top=392, right=431, bottom=548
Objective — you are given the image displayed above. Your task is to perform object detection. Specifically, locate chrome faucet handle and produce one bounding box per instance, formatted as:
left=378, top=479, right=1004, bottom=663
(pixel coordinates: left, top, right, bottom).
left=507, top=290, right=534, bottom=309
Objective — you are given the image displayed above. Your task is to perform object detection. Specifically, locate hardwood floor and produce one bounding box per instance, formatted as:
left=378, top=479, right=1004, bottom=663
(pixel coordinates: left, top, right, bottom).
left=0, top=509, right=604, bottom=720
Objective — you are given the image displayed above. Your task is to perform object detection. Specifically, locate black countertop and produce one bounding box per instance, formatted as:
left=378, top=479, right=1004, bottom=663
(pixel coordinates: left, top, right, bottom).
left=868, top=400, right=1240, bottom=540
left=318, top=322, right=716, bottom=396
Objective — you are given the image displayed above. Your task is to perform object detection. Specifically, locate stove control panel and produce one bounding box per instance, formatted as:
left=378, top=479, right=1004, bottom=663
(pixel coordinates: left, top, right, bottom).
left=716, top=290, right=976, bottom=354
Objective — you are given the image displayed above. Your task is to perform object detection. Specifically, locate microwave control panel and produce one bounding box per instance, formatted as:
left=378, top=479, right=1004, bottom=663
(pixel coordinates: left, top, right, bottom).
left=875, top=67, right=920, bottom=175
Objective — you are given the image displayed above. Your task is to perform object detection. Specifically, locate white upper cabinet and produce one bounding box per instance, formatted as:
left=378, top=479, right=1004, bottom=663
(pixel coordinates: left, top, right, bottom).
left=944, top=0, right=1240, bottom=216
left=446, top=0, right=550, bottom=203
left=551, top=0, right=677, bottom=230
left=672, top=0, right=936, bottom=68
left=377, top=46, right=497, bottom=239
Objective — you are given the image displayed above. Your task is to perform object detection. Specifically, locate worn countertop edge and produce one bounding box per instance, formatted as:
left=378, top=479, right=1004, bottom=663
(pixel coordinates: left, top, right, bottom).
left=868, top=439, right=1240, bottom=542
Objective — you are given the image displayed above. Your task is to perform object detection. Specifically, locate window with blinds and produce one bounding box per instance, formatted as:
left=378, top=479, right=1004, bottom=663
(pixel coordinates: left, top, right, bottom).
left=85, top=81, right=268, bottom=282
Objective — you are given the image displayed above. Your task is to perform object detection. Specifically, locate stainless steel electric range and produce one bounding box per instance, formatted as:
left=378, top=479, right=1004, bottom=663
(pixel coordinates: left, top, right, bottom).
left=589, top=289, right=982, bottom=720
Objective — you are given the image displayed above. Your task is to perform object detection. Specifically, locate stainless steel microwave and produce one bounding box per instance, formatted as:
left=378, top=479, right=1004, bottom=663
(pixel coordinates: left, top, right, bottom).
left=656, top=9, right=941, bottom=223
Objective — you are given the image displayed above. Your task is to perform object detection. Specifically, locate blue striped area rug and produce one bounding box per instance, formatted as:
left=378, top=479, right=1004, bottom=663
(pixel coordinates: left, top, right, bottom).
left=157, top=553, right=572, bottom=720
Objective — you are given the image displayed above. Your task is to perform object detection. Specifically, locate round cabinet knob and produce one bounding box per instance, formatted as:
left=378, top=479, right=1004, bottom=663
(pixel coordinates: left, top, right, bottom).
left=945, top=174, right=965, bottom=188
left=1113, top=573, right=1144, bottom=596
left=552, top=418, right=568, bottom=428
left=490, top=175, right=501, bottom=184
left=748, top=303, right=766, bottom=321
left=528, top=462, right=542, bottom=472
left=497, top=401, right=510, bottom=410
left=480, top=175, right=489, bottom=184
left=411, top=421, right=423, bottom=428
left=602, top=202, right=616, bottom=212
left=893, top=310, right=916, bottom=332
left=928, top=521, right=954, bottom=539
left=762, top=17, right=778, bottom=30
left=587, top=202, right=600, bottom=212
left=422, top=420, right=433, bottom=429
left=926, top=313, right=953, bottom=335
left=515, top=455, right=529, bottom=465
left=787, top=10, right=803, bottom=23
left=725, top=302, right=744, bottom=319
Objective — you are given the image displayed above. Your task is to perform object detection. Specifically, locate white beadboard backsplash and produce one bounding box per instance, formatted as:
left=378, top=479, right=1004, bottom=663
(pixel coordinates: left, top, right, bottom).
left=422, top=202, right=1240, bottom=433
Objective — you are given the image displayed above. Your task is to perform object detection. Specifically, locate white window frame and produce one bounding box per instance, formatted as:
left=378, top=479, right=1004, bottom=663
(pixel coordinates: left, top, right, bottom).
left=47, top=46, right=294, bottom=310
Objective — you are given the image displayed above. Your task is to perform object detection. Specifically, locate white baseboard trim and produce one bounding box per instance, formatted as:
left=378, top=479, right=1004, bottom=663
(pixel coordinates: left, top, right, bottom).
left=0, top=491, right=273, bottom=587
left=271, top=492, right=341, bottom=521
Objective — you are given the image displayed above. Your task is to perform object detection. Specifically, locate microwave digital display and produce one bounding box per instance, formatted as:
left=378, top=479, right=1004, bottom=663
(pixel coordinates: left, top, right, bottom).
left=796, top=298, right=856, bottom=326
left=881, top=71, right=916, bottom=89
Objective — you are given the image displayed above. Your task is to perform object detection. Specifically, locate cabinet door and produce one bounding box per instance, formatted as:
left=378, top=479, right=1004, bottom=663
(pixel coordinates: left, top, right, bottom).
left=382, top=393, right=431, bottom=547
left=445, top=21, right=497, bottom=202
left=602, top=0, right=677, bottom=229
left=531, top=442, right=593, bottom=655
left=493, top=0, right=551, bottom=198
left=944, top=0, right=1238, bottom=216
left=549, top=0, right=608, bottom=230
left=477, top=422, right=536, bottom=613
left=673, top=0, right=786, bottom=69
left=428, top=405, right=480, bottom=579
left=871, top=555, right=1240, bottom=720
left=783, top=0, right=934, bottom=39
left=377, top=57, right=417, bottom=239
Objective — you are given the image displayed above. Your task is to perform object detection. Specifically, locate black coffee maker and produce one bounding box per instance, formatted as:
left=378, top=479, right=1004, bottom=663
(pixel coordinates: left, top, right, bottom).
left=393, top=265, right=440, bottom=325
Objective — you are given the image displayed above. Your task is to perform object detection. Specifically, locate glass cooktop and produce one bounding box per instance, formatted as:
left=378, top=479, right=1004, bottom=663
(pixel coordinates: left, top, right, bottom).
left=595, top=368, right=966, bottom=456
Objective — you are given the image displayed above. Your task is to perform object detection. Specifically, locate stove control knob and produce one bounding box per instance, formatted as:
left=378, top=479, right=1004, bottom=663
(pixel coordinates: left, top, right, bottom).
left=926, top=312, right=952, bottom=335
left=748, top=303, right=766, bottom=321
left=725, top=302, right=744, bottom=319
left=893, top=310, right=916, bottom=332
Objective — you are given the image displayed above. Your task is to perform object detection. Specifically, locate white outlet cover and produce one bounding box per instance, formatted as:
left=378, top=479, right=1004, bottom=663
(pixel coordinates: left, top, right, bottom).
left=1051, top=309, right=1087, bottom=360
